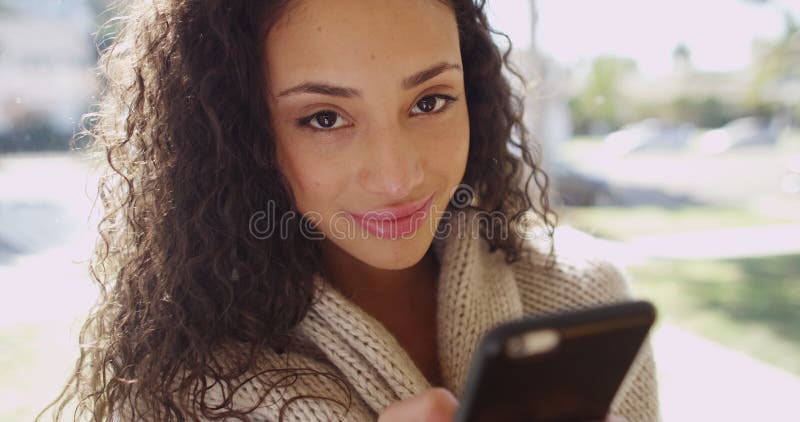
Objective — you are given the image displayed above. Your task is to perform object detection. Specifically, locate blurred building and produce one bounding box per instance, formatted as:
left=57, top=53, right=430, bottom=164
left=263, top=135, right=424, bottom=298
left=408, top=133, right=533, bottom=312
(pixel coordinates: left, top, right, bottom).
left=619, top=50, right=752, bottom=106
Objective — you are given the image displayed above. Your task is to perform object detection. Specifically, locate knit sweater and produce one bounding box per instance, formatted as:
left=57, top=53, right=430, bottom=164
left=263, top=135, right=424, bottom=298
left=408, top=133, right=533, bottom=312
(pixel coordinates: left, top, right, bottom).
left=203, top=210, right=661, bottom=421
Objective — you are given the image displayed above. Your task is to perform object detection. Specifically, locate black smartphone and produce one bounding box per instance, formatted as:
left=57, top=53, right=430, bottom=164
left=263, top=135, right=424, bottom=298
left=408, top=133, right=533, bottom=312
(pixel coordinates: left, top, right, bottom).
left=453, top=300, right=656, bottom=422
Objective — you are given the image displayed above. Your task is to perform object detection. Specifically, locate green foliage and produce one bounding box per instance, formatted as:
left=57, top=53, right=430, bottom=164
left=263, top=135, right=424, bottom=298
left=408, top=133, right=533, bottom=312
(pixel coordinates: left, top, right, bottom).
left=570, top=56, right=637, bottom=134
left=746, top=11, right=800, bottom=107
left=670, top=97, right=742, bottom=128
left=569, top=13, right=799, bottom=133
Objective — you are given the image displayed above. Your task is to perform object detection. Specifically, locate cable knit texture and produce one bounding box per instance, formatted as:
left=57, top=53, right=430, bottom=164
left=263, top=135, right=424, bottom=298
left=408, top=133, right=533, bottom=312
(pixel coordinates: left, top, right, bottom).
left=200, top=210, right=661, bottom=421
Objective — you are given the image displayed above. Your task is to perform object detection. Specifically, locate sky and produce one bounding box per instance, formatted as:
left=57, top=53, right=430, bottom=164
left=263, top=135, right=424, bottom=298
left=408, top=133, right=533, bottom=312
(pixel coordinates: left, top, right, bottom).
left=486, top=0, right=798, bottom=76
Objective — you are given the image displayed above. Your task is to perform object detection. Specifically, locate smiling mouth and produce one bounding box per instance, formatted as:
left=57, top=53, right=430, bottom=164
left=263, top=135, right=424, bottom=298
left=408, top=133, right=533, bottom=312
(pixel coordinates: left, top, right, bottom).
left=349, top=192, right=435, bottom=220
left=348, top=192, right=435, bottom=238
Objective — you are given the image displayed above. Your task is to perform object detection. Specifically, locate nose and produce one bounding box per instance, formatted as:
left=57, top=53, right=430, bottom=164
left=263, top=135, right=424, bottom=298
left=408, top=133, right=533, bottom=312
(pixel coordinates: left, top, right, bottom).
left=359, top=123, right=424, bottom=200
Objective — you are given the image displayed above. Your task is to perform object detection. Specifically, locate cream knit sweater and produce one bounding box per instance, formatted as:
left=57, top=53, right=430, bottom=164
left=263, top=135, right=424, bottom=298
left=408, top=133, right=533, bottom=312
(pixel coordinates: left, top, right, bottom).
left=203, top=211, right=660, bottom=421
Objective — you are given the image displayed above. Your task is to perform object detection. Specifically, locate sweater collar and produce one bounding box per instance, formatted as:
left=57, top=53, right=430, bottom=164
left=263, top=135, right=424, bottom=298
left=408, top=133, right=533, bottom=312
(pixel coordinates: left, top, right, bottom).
left=296, top=209, right=524, bottom=414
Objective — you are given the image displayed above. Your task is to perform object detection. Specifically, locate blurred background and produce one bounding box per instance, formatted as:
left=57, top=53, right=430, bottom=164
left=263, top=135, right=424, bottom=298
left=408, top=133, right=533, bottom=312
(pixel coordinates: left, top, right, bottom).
left=0, top=0, right=798, bottom=420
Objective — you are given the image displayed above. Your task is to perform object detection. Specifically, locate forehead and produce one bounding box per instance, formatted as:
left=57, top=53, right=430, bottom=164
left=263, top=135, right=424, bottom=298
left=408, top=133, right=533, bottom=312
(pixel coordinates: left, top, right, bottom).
left=264, top=0, right=461, bottom=95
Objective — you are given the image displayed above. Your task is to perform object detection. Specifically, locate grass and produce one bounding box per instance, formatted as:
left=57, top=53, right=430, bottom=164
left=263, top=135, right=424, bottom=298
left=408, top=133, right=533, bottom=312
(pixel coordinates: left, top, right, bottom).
left=0, top=325, right=41, bottom=421
left=560, top=205, right=797, bottom=240
left=0, top=322, right=80, bottom=422
left=628, top=255, right=800, bottom=375
left=560, top=205, right=800, bottom=375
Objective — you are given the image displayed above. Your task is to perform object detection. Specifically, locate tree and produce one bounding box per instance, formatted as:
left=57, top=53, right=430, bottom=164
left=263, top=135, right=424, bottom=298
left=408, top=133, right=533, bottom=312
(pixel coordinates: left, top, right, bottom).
left=570, top=56, right=637, bottom=134
left=747, top=12, right=799, bottom=110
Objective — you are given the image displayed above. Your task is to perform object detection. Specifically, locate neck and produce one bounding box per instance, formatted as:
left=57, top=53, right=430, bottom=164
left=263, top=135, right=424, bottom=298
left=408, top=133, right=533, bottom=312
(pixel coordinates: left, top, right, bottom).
left=319, top=240, right=440, bottom=319
left=319, top=240, right=443, bottom=386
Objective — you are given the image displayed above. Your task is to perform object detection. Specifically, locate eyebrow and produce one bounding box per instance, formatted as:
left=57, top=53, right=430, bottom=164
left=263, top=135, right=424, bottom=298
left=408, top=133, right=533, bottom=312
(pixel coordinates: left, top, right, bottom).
left=275, top=61, right=462, bottom=98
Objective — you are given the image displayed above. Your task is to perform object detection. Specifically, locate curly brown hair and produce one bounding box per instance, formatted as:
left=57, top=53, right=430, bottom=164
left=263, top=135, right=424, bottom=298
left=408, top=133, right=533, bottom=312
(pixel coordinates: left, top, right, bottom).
left=40, top=0, right=557, bottom=420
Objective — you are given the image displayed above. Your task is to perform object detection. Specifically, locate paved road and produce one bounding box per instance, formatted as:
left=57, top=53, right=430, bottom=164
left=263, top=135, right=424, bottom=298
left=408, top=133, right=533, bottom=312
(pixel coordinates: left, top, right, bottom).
left=562, top=141, right=800, bottom=214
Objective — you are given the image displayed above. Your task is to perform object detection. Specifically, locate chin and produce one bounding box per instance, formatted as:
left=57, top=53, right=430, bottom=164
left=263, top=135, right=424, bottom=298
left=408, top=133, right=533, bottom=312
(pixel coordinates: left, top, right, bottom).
left=331, top=232, right=434, bottom=270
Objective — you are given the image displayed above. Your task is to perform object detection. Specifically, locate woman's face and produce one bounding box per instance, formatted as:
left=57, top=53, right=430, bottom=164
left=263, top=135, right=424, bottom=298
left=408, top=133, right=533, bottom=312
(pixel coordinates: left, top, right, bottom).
left=264, top=0, right=470, bottom=270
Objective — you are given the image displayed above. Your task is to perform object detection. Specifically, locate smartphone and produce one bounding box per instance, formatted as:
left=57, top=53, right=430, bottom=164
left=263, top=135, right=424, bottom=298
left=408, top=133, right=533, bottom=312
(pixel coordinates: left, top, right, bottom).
left=453, top=300, right=656, bottom=422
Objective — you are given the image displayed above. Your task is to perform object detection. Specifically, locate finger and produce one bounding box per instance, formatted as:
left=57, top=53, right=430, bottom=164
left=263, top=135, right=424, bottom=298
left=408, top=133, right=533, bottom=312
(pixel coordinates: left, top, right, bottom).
left=418, top=388, right=458, bottom=422
left=378, top=388, right=458, bottom=422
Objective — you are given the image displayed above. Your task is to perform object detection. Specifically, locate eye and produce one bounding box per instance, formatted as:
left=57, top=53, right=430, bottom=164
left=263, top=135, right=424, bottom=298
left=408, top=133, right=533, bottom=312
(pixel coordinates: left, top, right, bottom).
left=411, top=94, right=457, bottom=115
left=298, top=110, right=350, bottom=131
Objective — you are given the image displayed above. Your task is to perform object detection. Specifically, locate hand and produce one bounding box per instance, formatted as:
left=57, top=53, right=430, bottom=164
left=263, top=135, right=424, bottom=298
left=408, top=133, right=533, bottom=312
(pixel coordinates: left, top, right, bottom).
left=377, top=389, right=627, bottom=422
left=377, top=387, right=458, bottom=422
left=593, top=416, right=629, bottom=422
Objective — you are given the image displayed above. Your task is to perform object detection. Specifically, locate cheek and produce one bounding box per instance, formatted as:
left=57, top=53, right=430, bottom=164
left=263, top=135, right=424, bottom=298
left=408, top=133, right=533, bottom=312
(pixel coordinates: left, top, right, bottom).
left=275, top=140, right=342, bottom=214
left=424, top=105, right=470, bottom=178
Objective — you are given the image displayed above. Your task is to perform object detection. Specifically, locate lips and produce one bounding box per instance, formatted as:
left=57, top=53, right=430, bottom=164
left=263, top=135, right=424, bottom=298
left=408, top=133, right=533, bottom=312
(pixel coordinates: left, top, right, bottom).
left=348, top=192, right=435, bottom=238
left=349, top=192, right=435, bottom=221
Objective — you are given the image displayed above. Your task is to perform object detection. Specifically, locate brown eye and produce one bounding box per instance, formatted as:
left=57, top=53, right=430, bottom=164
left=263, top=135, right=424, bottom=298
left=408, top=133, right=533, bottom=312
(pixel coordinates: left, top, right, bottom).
left=298, top=110, right=350, bottom=131
left=411, top=94, right=456, bottom=115
left=313, top=111, right=338, bottom=128
left=417, top=96, right=437, bottom=113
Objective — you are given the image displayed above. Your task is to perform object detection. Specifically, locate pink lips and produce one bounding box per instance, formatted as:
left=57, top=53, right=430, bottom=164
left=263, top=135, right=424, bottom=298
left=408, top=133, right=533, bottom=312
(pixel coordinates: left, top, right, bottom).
left=348, top=193, right=435, bottom=239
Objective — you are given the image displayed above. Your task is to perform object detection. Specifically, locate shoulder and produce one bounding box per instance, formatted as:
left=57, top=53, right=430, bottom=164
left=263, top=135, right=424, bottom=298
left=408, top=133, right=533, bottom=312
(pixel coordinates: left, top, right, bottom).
left=508, top=225, right=662, bottom=422
left=509, top=224, right=636, bottom=315
left=186, top=342, right=374, bottom=421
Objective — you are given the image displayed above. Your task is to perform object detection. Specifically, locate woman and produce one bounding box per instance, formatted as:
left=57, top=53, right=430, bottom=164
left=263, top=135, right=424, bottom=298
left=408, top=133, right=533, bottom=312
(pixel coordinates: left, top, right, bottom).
left=42, top=0, right=659, bottom=420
